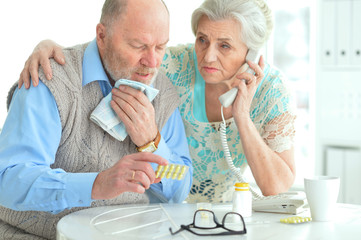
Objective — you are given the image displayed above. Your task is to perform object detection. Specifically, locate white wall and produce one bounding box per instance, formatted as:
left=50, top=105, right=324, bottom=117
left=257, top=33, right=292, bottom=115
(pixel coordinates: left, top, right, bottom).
left=0, top=0, right=100, bottom=127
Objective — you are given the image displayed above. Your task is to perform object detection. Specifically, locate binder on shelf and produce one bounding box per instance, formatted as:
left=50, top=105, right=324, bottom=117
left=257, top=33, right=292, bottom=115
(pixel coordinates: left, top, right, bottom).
left=321, top=0, right=336, bottom=66
left=344, top=149, right=361, bottom=204
left=325, top=147, right=344, bottom=203
left=335, top=0, right=351, bottom=66
left=351, top=0, right=361, bottom=66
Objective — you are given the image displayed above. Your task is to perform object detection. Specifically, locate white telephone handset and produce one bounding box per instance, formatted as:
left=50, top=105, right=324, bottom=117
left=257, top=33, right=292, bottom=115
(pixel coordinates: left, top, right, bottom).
left=219, top=49, right=308, bottom=214
left=218, top=50, right=261, bottom=108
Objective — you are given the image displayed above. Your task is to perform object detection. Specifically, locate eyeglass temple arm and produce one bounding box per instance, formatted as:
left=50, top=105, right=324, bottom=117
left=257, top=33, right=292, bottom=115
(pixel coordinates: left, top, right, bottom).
left=169, top=225, right=187, bottom=235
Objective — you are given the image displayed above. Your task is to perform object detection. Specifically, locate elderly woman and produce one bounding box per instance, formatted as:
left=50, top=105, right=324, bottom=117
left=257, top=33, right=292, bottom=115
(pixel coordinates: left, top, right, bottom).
left=18, top=0, right=296, bottom=203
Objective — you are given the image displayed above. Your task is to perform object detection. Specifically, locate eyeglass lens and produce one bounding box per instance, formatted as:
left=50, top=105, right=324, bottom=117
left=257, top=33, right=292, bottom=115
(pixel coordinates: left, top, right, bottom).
left=194, top=210, right=217, bottom=228
left=223, top=213, right=246, bottom=232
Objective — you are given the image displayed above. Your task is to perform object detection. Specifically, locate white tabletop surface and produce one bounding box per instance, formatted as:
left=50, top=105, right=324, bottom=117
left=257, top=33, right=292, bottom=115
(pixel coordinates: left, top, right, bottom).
left=57, top=203, right=361, bottom=240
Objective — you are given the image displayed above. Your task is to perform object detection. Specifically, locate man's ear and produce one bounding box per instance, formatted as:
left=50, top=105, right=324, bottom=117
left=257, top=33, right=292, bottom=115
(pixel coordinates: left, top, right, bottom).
left=96, top=23, right=107, bottom=50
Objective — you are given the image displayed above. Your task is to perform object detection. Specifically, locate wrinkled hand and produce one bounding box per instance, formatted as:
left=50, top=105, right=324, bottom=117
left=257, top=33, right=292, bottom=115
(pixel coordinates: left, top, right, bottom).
left=91, top=152, right=168, bottom=200
left=231, top=55, right=265, bottom=120
left=110, top=85, right=158, bottom=147
left=18, top=40, right=65, bottom=89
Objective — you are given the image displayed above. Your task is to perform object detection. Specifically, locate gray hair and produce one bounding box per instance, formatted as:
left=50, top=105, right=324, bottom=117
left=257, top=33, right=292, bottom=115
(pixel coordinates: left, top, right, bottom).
left=191, top=0, right=273, bottom=50
left=100, top=0, right=169, bottom=34
left=100, top=0, right=128, bottom=31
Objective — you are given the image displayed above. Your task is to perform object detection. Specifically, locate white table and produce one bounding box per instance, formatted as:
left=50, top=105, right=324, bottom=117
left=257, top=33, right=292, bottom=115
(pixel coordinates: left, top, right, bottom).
left=57, top=203, right=361, bottom=240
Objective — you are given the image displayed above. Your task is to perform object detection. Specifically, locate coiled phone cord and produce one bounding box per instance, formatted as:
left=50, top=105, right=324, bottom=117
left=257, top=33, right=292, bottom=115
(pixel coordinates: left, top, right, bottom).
left=220, top=106, right=264, bottom=199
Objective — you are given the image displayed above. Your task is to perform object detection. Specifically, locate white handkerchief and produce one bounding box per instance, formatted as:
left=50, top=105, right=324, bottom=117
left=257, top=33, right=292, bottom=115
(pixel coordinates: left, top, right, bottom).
left=90, top=79, right=159, bottom=141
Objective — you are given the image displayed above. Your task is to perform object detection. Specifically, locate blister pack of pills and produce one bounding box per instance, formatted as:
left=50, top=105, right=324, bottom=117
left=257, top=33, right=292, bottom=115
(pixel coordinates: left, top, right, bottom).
left=155, top=164, right=189, bottom=180
left=280, top=216, right=312, bottom=224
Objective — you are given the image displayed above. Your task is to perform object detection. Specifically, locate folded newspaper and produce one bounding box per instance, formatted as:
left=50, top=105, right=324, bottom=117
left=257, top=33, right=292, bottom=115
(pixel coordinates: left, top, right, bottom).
left=90, top=79, right=159, bottom=141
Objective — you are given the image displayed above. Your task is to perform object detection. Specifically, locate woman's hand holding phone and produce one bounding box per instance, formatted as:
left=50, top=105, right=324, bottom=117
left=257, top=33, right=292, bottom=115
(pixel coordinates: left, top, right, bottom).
left=230, top=54, right=265, bottom=121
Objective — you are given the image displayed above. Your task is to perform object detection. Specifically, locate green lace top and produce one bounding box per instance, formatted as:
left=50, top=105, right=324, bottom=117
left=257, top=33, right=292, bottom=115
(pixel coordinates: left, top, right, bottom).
left=161, top=44, right=296, bottom=203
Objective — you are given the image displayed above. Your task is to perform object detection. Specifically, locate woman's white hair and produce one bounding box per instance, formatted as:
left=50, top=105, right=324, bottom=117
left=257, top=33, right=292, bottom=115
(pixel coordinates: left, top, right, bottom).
left=191, top=0, right=273, bottom=50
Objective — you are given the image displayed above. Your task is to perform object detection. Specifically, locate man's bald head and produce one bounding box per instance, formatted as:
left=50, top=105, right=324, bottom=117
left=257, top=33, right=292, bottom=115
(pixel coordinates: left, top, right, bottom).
left=100, top=0, right=169, bottom=33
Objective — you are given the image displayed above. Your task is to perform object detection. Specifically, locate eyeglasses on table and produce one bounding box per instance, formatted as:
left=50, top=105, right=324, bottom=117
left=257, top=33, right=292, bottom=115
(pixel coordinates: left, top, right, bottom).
left=169, top=209, right=247, bottom=236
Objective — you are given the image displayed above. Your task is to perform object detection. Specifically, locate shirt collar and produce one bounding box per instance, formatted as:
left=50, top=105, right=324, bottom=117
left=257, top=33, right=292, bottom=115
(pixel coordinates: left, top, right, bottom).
left=82, top=39, right=110, bottom=87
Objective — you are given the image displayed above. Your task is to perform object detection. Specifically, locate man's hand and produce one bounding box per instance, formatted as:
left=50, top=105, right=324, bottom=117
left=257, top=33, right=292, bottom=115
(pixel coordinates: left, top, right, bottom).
left=110, top=85, right=158, bottom=147
left=91, top=152, right=168, bottom=200
left=18, top=40, right=65, bottom=89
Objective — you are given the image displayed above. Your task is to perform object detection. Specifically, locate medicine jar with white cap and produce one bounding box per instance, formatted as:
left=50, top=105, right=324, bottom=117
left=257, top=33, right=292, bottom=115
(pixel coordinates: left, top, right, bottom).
left=232, top=182, right=252, bottom=217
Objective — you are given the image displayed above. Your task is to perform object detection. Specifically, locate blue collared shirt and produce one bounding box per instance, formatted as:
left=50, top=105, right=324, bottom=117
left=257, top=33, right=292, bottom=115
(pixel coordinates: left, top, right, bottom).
left=0, top=40, right=192, bottom=213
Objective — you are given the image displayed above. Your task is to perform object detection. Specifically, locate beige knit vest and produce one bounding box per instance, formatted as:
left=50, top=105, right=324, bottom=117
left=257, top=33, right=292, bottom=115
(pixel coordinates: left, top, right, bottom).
left=0, top=43, right=180, bottom=240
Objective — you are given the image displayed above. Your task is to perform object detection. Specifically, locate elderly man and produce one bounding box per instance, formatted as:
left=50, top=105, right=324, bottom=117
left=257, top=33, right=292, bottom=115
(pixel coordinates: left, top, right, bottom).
left=0, top=0, right=192, bottom=239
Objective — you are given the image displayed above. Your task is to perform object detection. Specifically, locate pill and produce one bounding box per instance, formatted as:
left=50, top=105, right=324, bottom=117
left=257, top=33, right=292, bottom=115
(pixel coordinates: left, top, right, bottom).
left=155, top=165, right=163, bottom=178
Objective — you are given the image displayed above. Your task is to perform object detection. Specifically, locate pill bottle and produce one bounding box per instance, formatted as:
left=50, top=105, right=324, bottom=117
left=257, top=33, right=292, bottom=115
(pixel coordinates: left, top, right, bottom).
left=232, top=182, right=252, bottom=217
